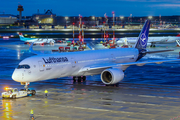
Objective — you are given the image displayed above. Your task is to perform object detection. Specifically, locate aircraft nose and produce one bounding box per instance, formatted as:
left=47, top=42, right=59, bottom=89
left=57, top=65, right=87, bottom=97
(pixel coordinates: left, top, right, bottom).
left=12, top=70, right=21, bottom=82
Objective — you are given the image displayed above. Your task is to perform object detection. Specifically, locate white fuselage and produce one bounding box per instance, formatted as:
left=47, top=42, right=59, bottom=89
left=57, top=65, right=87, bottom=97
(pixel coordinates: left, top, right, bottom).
left=117, top=36, right=180, bottom=45
left=12, top=48, right=139, bottom=82
left=26, top=38, right=55, bottom=44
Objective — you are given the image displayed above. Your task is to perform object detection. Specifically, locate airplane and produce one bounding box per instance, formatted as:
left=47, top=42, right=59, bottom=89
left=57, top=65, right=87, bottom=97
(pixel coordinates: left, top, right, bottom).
left=12, top=20, right=180, bottom=89
left=117, top=36, right=180, bottom=47
left=18, top=33, right=55, bottom=44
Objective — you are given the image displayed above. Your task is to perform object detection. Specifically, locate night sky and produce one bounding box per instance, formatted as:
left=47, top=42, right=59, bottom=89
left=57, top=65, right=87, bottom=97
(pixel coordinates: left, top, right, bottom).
left=1, top=0, right=180, bottom=17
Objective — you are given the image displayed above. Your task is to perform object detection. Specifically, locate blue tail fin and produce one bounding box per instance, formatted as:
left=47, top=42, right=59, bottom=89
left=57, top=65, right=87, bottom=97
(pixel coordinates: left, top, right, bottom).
left=134, top=20, right=151, bottom=51
left=19, top=33, right=25, bottom=41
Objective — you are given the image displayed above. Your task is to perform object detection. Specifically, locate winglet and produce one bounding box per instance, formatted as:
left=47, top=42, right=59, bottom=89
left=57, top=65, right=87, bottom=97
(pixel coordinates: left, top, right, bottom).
left=29, top=42, right=39, bottom=55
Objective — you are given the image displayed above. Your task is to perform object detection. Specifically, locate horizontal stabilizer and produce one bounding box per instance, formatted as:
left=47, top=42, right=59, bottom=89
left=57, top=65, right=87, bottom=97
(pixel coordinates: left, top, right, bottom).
left=146, top=49, right=174, bottom=54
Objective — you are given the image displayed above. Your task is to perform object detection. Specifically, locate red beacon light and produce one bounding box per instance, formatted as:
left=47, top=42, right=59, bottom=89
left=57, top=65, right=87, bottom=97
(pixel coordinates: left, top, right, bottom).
left=19, top=32, right=22, bottom=35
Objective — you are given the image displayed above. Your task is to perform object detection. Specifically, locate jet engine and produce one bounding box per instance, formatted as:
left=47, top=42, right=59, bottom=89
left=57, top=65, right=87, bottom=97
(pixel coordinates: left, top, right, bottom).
left=101, top=68, right=124, bottom=85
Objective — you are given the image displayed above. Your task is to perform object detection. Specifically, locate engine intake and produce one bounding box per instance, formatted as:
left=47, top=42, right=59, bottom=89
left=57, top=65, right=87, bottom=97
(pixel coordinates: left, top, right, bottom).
left=101, top=68, right=124, bottom=84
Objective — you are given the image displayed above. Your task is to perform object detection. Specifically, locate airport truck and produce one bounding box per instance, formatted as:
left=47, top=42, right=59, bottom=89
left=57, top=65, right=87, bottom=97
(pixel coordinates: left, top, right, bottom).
left=1, top=88, right=36, bottom=99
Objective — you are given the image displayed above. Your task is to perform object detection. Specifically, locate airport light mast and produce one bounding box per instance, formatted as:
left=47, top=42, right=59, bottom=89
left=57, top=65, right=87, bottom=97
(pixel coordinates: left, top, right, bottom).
left=79, top=14, right=82, bottom=43
left=82, top=22, right=84, bottom=44
left=92, top=16, right=95, bottom=26
left=17, top=5, right=24, bottom=21
left=65, top=17, right=68, bottom=27
left=120, top=16, right=124, bottom=27
left=112, top=11, right=115, bottom=41
left=103, top=21, right=106, bottom=42
left=104, top=13, right=108, bottom=42
left=72, top=22, right=75, bottom=47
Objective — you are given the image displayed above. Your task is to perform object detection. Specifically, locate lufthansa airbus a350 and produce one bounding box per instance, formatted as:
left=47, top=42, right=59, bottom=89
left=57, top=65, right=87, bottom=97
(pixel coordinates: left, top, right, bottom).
left=12, top=20, right=180, bottom=88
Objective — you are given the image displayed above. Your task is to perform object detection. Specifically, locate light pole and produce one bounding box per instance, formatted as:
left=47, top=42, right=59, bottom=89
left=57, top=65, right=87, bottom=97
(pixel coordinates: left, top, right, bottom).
left=120, top=16, right=124, bottom=27
left=112, top=11, right=115, bottom=40
left=82, top=22, right=84, bottom=44
left=103, top=21, right=106, bottom=42
left=72, top=22, right=75, bottom=47
left=65, top=17, right=68, bottom=28
left=148, top=16, right=152, bottom=28
left=92, top=16, right=95, bottom=26
left=104, top=13, right=108, bottom=42
left=79, top=14, right=82, bottom=42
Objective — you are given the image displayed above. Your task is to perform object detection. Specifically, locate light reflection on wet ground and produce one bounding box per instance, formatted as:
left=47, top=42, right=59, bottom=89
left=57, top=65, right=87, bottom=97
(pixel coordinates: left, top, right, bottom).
left=1, top=81, right=180, bottom=120
left=0, top=38, right=180, bottom=119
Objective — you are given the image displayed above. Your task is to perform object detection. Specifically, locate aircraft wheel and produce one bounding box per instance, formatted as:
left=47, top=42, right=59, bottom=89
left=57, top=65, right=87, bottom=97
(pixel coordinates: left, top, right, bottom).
left=73, top=76, right=77, bottom=82
left=82, top=76, right=86, bottom=81
left=105, top=84, right=119, bottom=87
left=31, top=90, right=36, bottom=95
left=78, top=77, right=81, bottom=83
left=153, top=45, right=155, bottom=47
left=12, top=95, right=16, bottom=99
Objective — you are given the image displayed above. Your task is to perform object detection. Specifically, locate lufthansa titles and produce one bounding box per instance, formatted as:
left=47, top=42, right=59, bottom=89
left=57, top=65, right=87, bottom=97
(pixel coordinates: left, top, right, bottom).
left=42, top=57, right=68, bottom=64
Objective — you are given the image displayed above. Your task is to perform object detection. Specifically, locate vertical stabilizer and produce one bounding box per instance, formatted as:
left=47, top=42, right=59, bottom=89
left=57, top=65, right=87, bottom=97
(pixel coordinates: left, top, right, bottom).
left=134, top=20, right=151, bottom=51
left=19, top=33, right=25, bottom=41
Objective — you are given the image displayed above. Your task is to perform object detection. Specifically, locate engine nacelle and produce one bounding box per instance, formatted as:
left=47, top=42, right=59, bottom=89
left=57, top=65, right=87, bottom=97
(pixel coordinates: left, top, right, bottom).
left=101, top=68, right=124, bottom=85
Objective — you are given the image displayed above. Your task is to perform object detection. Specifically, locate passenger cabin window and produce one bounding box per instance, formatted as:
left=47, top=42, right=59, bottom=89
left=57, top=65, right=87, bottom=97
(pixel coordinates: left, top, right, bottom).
left=17, top=65, right=30, bottom=69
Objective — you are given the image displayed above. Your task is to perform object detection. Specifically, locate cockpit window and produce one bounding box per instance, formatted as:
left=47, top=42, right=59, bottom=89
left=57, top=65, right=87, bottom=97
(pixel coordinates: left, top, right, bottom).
left=17, top=64, right=30, bottom=69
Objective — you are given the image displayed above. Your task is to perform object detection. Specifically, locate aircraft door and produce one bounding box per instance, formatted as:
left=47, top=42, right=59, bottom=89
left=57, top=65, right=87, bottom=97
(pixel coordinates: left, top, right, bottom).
left=111, top=54, right=115, bottom=62
left=71, top=58, right=76, bottom=68
left=38, top=61, right=44, bottom=71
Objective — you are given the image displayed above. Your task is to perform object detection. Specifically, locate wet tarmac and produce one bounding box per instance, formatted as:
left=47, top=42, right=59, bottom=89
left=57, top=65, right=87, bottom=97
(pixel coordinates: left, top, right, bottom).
left=0, top=38, right=180, bottom=120
left=1, top=81, right=180, bottom=120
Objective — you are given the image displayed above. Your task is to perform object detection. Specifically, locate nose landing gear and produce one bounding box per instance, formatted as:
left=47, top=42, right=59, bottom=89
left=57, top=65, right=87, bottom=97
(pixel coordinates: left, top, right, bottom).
left=20, top=82, right=36, bottom=95
left=21, top=82, right=30, bottom=90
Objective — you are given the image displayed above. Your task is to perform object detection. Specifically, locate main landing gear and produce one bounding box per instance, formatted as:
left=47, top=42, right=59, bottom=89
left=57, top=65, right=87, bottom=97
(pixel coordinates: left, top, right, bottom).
left=105, top=84, right=119, bottom=87
left=150, top=44, right=156, bottom=47
left=73, top=76, right=86, bottom=83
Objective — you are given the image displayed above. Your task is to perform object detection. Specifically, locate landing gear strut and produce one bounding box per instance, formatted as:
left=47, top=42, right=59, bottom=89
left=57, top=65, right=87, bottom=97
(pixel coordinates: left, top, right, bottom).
left=82, top=76, right=86, bottom=81
left=21, top=82, right=30, bottom=91
left=150, top=44, right=155, bottom=47
left=73, top=76, right=86, bottom=83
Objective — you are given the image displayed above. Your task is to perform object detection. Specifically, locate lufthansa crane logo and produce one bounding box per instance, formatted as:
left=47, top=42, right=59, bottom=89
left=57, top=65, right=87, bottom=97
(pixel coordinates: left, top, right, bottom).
left=140, top=33, right=147, bottom=46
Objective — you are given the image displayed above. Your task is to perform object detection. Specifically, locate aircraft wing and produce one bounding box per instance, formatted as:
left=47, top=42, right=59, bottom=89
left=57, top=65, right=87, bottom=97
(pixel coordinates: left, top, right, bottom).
left=117, top=59, right=180, bottom=66
left=79, top=63, right=116, bottom=72
left=79, top=59, right=180, bottom=72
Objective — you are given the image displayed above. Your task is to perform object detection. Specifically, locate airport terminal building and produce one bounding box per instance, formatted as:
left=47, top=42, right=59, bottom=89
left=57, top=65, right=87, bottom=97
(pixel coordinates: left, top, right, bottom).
left=0, top=14, right=17, bottom=25
left=1, top=7, right=180, bottom=29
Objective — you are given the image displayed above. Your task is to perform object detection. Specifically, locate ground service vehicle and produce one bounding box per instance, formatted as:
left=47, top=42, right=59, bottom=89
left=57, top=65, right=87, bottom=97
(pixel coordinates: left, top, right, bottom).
left=1, top=88, right=36, bottom=99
